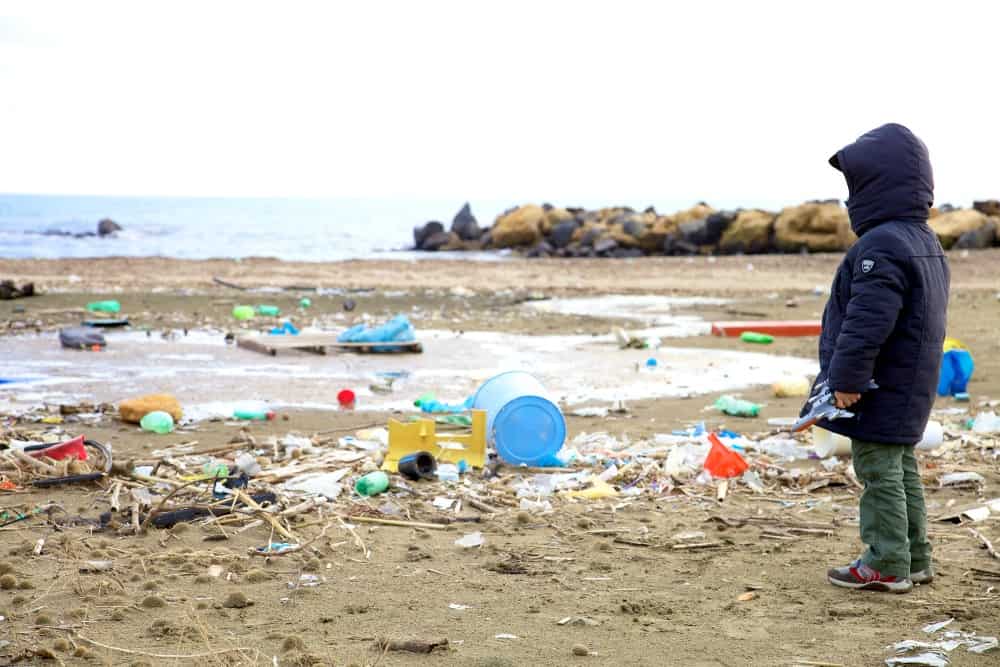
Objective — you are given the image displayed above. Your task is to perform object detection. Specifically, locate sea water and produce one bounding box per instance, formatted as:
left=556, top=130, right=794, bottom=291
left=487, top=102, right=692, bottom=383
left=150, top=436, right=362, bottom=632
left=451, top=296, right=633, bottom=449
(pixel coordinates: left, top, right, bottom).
left=0, top=193, right=518, bottom=262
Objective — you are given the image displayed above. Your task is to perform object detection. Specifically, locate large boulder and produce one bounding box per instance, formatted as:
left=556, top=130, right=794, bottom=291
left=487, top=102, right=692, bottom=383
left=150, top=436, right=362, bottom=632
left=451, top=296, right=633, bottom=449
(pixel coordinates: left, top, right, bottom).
left=526, top=240, right=554, bottom=258
left=719, top=210, right=775, bottom=254
left=677, top=211, right=735, bottom=247
left=119, top=394, right=183, bottom=424
left=955, top=219, right=997, bottom=250
left=670, top=203, right=715, bottom=226
left=414, top=221, right=444, bottom=248
left=773, top=203, right=855, bottom=252
left=450, top=203, right=481, bottom=241
left=638, top=217, right=677, bottom=252
left=593, top=237, right=619, bottom=255
left=420, top=231, right=456, bottom=251
left=97, top=218, right=122, bottom=236
left=541, top=207, right=574, bottom=235
left=606, top=228, right=640, bottom=249
left=973, top=200, right=1000, bottom=217
left=549, top=220, right=580, bottom=249
left=573, top=222, right=607, bottom=246
left=931, top=210, right=997, bottom=249
left=492, top=204, right=544, bottom=248
left=621, top=215, right=646, bottom=238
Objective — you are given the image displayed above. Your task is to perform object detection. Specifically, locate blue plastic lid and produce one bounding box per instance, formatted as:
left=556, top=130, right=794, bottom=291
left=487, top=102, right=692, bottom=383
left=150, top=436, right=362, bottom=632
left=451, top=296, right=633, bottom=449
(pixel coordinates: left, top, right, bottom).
left=492, top=395, right=566, bottom=466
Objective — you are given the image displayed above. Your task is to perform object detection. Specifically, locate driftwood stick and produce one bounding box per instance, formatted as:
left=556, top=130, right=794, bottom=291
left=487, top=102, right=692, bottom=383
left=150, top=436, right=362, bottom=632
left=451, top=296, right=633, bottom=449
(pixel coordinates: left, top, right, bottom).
left=76, top=632, right=251, bottom=659
left=11, top=449, right=57, bottom=475
left=338, top=514, right=447, bottom=530
left=248, top=522, right=333, bottom=557
left=234, top=489, right=298, bottom=542
left=337, top=516, right=371, bottom=559
left=969, top=528, right=1000, bottom=560
left=109, top=481, right=122, bottom=512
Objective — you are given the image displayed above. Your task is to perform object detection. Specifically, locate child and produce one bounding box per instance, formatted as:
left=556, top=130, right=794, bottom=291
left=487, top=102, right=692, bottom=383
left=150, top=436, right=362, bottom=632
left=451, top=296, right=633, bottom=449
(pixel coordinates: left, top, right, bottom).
left=812, top=123, right=950, bottom=593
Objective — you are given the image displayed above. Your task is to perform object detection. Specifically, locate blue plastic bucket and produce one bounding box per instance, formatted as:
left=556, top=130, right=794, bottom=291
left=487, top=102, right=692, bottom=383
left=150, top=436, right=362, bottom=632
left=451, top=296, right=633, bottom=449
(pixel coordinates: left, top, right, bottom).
left=472, top=371, right=566, bottom=465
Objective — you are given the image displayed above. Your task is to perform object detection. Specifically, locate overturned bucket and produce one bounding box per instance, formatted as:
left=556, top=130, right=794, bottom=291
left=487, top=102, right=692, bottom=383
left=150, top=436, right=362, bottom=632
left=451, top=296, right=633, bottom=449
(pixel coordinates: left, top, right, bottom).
left=472, top=371, right=566, bottom=466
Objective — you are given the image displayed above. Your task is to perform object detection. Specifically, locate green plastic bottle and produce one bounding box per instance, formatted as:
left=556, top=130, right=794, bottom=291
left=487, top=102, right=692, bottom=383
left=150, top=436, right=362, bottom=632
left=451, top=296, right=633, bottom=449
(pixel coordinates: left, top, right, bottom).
left=714, top=395, right=761, bottom=418
left=299, top=297, right=312, bottom=309
left=139, top=410, right=175, bottom=434
left=414, top=392, right=435, bottom=409
left=256, top=305, right=280, bottom=317
left=202, top=461, right=229, bottom=479
left=355, top=471, right=389, bottom=497
left=87, top=300, right=121, bottom=314
left=232, top=305, right=255, bottom=321
left=233, top=409, right=275, bottom=421
left=740, top=331, right=774, bottom=344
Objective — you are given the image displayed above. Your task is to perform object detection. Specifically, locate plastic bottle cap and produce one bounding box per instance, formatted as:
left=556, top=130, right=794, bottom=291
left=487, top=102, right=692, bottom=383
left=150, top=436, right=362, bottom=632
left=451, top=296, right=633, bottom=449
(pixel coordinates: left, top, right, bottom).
left=337, top=389, right=356, bottom=408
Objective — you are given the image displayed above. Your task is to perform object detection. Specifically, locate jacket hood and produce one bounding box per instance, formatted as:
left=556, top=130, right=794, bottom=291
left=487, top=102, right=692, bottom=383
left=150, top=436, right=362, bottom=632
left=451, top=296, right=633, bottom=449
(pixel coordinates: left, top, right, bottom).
left=829, top=123, right=934, bottom=236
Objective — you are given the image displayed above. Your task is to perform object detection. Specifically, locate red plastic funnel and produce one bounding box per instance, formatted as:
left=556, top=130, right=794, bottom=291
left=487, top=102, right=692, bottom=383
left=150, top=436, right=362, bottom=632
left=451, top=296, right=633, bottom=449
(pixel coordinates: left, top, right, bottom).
left=29, top=435, right=88, bottom=462
left=703, top=432, right=748, bottom=478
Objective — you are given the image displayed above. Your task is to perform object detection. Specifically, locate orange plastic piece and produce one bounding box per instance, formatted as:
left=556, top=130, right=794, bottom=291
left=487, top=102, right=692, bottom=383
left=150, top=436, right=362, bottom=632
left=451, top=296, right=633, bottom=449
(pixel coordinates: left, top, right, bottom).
left=703, top=433, right=748, bottom=478
left=711, top=320, right=822, bottom=337
left=29, top=435, right=88, bottom=462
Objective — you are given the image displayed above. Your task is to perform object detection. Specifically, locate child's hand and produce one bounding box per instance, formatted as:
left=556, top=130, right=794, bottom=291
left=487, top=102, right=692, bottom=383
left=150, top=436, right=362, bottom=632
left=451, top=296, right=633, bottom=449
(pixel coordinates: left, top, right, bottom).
left=834, top=391, right=861, bottom=409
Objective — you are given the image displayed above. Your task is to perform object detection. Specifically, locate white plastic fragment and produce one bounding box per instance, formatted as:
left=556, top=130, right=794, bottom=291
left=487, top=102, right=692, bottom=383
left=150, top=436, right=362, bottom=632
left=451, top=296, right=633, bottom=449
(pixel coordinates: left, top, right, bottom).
left=922, top=619, right=955, bottom=634
left=454, top=532, right=484, bottom=549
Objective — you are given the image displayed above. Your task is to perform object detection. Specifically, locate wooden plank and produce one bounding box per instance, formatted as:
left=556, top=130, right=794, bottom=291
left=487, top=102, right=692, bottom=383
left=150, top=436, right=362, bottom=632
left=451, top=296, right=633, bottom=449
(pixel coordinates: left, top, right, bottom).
left=711, top=320, right=822, bottom=337
left=237, top=334, right=422, bottom=356
left=236, top=337, right=277, bottom=356
left=330, top=341, right=423, bottom=354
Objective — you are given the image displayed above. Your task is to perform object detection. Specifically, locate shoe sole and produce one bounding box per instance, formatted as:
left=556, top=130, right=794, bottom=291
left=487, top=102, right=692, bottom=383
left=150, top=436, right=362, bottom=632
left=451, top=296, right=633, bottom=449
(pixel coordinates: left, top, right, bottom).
left=828, top=575, right=913, bottom=593
left=911, top=575, right=934, bottom=585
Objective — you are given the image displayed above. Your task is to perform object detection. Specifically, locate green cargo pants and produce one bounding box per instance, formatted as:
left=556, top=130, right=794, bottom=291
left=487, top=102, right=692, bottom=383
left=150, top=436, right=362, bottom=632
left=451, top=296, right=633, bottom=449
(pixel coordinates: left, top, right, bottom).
left=851, top=439, right=932, bottom=578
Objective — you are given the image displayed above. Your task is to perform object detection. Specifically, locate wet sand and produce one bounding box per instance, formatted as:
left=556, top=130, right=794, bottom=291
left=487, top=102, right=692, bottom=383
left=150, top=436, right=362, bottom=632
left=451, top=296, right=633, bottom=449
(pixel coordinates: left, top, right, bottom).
left=1, top=254, right=998, bottom=666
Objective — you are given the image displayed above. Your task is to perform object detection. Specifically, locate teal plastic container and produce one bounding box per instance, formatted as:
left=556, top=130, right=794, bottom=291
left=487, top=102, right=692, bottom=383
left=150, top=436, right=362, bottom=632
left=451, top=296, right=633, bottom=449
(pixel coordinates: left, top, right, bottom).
left=87, top=300, right=121, bottom=314
left=472, top=371, right=566, bottom=466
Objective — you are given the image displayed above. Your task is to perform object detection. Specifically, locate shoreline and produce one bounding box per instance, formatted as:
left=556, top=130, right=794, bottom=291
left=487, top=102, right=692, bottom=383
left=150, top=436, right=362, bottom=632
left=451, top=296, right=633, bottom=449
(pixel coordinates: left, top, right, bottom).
left=3, top=248, right=1000, bottom=294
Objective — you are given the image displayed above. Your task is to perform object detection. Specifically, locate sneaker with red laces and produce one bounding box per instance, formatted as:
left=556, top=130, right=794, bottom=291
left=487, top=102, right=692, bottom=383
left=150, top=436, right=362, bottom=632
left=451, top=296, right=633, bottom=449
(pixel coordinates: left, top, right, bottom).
left=827, top=560, right=913, bottom=593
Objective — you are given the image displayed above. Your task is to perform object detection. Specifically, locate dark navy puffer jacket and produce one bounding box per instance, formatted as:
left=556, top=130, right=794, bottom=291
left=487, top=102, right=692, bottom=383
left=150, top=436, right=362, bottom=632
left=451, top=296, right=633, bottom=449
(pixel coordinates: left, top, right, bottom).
left=813, top=123, right=950, bottom=445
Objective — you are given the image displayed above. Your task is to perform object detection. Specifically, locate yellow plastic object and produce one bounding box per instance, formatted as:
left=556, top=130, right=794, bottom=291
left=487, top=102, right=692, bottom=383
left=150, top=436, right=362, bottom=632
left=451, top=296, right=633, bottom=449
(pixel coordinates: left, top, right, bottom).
left=564, top=479, right=618, bottom=500
left=772, top=376, right=811, bottom=398
left=943, top=337, right=966, bottom=352
left=382, top=409, right=487, bottom=472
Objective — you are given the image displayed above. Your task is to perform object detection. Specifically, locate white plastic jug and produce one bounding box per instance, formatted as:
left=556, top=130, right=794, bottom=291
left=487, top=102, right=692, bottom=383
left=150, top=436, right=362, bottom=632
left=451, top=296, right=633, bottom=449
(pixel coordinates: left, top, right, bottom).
left=811, top=427, right=851, bottom=457
left=916, top=420, right=944, bottom=450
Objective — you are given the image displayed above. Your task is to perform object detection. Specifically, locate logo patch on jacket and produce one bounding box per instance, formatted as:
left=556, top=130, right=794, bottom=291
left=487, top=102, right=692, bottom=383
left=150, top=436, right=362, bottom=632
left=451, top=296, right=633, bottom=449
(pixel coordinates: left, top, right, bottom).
left=860, top=258, right=875, bottom=273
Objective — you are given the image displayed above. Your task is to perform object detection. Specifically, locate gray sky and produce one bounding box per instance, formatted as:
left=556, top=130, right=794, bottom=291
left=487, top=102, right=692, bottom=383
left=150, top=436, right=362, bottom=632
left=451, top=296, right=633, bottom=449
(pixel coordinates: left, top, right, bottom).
left=0, top=1, right=996, bottom=208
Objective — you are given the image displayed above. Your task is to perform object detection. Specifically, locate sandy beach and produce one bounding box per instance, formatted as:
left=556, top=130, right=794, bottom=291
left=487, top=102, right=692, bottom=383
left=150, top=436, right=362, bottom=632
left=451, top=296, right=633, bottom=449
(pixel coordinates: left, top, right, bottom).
left=1, top=253, right=998, bottom=666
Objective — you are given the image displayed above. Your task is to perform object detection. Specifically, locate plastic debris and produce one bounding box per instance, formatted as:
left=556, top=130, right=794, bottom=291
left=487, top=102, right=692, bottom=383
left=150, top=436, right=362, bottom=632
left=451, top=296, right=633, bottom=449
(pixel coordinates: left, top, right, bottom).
left=232, top=305, right=255, bottom=320
left=772, top=376, right=811, bottom=398
left=139, top=411, right=175, bottom=434
left=455, top=532, right=484, bottom=548
left=338, top=314, right=415, bottom=351
left=714, top=395, right=761, bottom=418
left=703, top=433, right=749, bottom=478
left=971, top=412, right=1000, bottom=433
